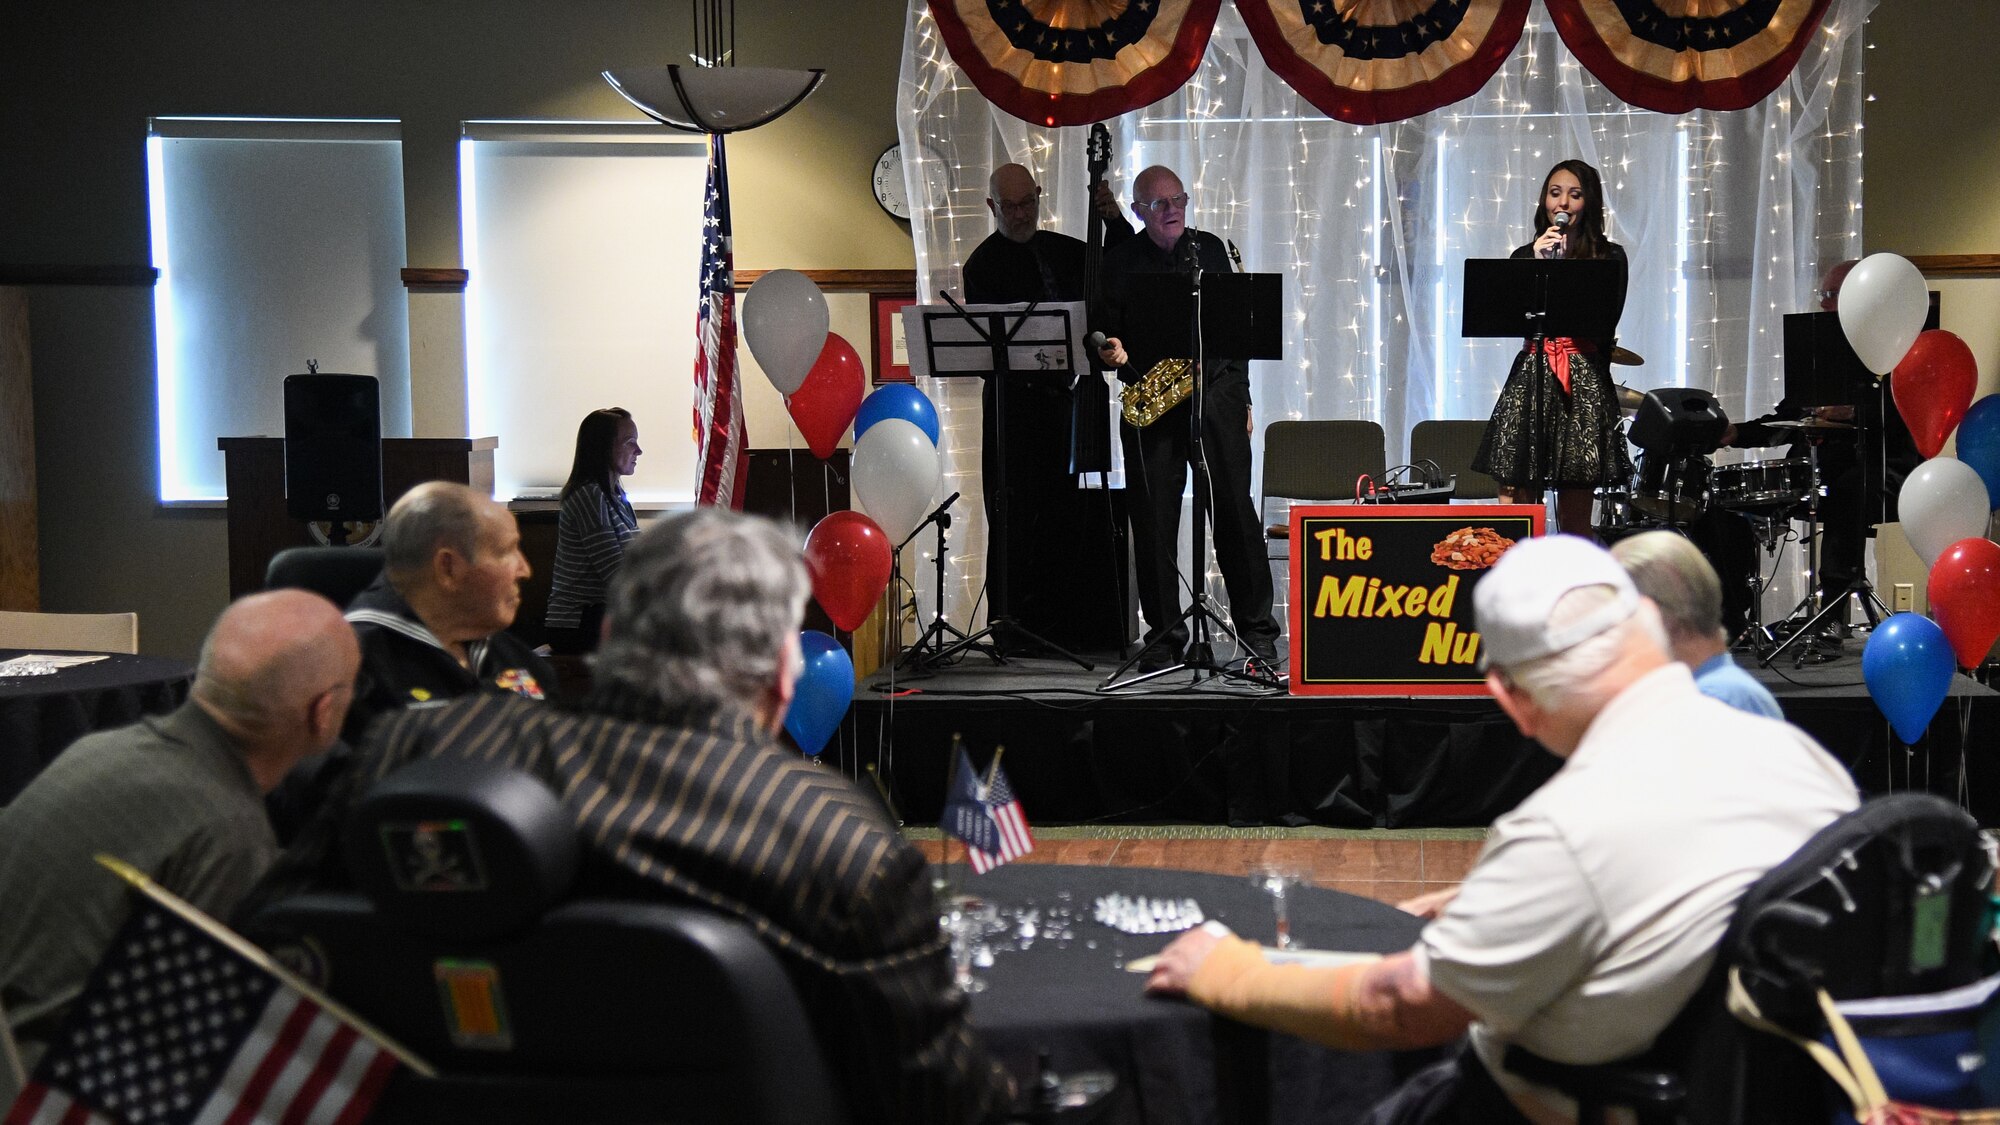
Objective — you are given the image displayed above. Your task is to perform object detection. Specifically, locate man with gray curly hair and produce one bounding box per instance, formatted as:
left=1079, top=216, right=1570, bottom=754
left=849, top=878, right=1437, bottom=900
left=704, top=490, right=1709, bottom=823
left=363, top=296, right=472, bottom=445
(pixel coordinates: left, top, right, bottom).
left=241, top=508, right=1017, bottom=1125
left=591, top=508, right=810, bottom=728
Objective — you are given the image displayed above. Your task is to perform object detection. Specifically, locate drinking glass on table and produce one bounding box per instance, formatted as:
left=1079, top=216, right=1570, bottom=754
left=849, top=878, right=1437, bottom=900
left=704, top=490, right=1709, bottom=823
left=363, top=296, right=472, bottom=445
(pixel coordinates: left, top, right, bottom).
left=1250, top=865, right=1306, bottom=950
left=943, top=896, right=998, bottom=993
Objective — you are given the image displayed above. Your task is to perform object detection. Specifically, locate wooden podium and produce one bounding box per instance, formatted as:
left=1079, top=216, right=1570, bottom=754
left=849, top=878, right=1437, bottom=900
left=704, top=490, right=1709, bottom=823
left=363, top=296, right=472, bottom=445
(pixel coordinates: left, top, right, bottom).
left=218, top=436, right=497, bottom=598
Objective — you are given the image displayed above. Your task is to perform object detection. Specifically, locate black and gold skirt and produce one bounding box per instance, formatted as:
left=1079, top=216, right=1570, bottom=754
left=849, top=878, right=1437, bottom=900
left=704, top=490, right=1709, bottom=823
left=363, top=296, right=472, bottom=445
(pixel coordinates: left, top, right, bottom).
left=1471, top=344, right=1632, bottom=490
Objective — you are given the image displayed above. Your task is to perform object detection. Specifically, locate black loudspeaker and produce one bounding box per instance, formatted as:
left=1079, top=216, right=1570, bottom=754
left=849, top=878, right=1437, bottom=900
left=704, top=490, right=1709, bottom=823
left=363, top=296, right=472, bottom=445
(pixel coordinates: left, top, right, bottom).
left=1628, top=387, right=1729, bottom=454
left=284, top=373, right=384, bottom=523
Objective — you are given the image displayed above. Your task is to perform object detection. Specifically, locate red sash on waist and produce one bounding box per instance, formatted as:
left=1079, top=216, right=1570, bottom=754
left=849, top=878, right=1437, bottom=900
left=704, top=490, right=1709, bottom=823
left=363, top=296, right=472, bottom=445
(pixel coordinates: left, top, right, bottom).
left=1525, top=337, right=1596, bottom=395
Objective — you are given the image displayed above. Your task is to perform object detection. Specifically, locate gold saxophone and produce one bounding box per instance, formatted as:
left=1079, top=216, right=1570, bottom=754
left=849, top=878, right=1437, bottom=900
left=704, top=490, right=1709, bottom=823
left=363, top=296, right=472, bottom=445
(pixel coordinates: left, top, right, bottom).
left=1119, top=358, right=1195, bottom=428
left=1117, top=237, right=1241, bottom=429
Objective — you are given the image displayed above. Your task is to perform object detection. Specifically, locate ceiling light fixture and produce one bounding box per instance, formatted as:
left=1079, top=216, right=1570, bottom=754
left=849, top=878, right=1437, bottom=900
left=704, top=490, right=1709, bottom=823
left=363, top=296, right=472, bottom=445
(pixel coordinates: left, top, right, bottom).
left=603, top=0, right=824, bottom=134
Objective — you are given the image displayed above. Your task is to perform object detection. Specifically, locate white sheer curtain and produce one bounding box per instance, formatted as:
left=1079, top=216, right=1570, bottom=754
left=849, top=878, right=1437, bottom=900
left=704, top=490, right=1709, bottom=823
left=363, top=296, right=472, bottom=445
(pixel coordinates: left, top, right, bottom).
left=897, top=0, right=1872, bottom=643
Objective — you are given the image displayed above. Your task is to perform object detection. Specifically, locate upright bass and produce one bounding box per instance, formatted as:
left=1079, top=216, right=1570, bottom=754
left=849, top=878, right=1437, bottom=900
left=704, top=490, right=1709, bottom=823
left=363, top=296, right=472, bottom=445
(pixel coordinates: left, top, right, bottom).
left=1069, top=123, right=1115, bottom=477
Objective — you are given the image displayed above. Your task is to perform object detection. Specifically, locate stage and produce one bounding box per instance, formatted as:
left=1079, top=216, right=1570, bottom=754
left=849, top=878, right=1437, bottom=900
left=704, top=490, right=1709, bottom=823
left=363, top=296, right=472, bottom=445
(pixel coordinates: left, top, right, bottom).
left=841, top=648, right=2000, bottom=829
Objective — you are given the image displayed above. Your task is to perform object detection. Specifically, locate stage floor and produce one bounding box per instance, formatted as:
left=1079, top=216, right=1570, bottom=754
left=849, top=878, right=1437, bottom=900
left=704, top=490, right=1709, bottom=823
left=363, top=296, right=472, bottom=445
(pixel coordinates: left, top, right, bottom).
left=843, top=646, right=1999, bottom=829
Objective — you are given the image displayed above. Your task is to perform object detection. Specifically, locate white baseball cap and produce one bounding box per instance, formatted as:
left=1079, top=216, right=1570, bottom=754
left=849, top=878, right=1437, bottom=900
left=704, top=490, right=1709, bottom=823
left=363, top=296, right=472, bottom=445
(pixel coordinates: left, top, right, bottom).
left=1475, top=534, right=1641, bottom=670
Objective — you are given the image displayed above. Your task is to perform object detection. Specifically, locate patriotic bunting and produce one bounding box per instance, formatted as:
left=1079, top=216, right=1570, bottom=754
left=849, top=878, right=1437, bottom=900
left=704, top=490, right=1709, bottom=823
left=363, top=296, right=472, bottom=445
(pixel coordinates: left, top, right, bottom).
left=927, top=0, right=1224, bottom=127
left=925, top=0, right=1833, bottom=129
left=1236, top=0, right=1532, bottom=125
left=1544, top=0, right=1835, bottom=113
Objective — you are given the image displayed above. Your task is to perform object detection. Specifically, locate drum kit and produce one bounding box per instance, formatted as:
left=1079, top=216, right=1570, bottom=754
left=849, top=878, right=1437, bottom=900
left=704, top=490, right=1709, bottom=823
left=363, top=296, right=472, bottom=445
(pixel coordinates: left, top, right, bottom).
left=1594, top=349, right=1865, bottom=663
left=1594, top=349, right=1845, bottom=542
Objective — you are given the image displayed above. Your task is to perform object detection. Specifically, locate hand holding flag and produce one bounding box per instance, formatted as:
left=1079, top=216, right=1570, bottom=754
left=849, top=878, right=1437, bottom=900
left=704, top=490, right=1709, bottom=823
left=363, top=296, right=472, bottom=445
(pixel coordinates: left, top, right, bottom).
left=4, top=856, right=428, bottom=1125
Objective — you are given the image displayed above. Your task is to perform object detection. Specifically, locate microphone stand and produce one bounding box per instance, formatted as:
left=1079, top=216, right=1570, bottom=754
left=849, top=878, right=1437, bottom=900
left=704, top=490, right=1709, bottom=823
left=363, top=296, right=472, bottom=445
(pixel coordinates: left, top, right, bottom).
left=894, top=492, right=998, bottom=675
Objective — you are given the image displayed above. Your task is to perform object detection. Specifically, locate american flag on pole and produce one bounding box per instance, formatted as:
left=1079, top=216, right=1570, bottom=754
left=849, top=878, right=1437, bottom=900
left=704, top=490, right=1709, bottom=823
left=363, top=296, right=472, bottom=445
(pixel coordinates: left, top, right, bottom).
left=940, top=748, right=1035, bottom=874
left=4, top=858, right=424, bottom=1125
left=693, top=133, right=747, bottom=509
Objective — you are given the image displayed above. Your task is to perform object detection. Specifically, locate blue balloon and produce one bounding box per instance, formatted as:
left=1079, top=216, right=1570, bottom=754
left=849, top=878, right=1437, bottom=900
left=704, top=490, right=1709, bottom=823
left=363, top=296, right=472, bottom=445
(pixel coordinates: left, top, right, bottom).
left=784, top=630, right=855, bottom=756
left=1862, top=613, right=1957, bottom=744
left=854, top=384, right=940, bottom=446
left=1955, top=395, right=2000, bottom=512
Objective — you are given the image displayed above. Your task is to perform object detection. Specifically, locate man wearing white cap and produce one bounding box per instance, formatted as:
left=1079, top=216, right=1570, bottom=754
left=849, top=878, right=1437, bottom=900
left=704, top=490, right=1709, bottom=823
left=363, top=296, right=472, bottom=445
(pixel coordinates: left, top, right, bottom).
left=1144, top=534, right=1858, bottom=1124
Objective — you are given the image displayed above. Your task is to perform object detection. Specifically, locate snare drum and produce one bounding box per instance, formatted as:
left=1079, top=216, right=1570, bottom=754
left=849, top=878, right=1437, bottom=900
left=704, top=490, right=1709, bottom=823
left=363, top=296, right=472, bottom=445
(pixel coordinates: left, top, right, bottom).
left=1630, top=453, right=1710, bottom=522
left=1711, top=458, right=1810, bottom=511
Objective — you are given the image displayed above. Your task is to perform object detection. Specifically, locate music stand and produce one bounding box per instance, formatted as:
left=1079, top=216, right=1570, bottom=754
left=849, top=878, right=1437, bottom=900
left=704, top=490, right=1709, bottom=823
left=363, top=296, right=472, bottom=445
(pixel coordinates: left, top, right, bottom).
left=898, top=298, right=1094, bottom=673
left=1101, top=267, right=1284, bottom=692
left=1461, top=259, right=1623, bottom=496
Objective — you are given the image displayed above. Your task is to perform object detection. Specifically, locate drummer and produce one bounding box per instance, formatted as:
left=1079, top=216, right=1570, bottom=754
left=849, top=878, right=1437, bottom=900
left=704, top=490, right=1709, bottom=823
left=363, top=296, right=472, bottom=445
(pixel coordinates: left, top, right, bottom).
left=1720, top=396, right=1920, bottom=637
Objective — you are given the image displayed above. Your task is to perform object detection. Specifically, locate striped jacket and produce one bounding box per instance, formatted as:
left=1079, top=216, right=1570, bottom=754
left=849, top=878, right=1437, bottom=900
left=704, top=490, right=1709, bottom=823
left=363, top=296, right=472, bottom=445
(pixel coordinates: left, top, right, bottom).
left=242, top=687, right=1015, bottom=1124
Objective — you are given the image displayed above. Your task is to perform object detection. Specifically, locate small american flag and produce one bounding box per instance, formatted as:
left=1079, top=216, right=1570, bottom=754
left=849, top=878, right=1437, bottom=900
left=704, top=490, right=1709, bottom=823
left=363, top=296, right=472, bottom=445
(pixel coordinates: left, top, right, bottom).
left=941, top=748, right=1035, bottom=874
left=4, top=861, right=417, bottom=1125
left=693, top=133, right=746, bottom=509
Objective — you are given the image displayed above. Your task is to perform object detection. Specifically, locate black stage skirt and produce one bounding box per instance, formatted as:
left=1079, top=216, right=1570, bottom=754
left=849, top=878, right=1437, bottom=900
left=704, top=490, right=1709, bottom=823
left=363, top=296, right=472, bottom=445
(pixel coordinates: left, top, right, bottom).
left=1471, top=343, right=1632, bottom=489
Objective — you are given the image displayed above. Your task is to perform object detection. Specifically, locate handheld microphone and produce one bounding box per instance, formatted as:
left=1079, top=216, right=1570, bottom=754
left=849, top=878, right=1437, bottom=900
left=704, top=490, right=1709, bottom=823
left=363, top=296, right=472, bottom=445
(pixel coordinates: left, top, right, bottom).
left=1087, top=331, right=1108, bottom=351
left=1548, top=211, right=1570, bottom=259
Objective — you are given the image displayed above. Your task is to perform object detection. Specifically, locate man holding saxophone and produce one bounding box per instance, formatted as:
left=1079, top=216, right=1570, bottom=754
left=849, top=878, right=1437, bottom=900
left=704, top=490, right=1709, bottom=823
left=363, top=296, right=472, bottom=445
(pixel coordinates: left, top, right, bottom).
left=1095, top=165, right=1280, bottom=674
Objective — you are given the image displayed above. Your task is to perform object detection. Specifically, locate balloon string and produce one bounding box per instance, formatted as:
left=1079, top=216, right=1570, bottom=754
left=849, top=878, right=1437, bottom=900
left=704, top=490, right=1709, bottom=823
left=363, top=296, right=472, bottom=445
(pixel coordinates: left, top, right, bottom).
left=1959, top=694, right=1973, bottom=810
left=785, top=404, right=798, bottom=526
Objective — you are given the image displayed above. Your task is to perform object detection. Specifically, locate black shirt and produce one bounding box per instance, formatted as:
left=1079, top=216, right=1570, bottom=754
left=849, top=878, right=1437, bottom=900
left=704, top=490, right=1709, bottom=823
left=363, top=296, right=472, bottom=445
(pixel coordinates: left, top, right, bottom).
left=1098, top=228, right=1246, bottom=389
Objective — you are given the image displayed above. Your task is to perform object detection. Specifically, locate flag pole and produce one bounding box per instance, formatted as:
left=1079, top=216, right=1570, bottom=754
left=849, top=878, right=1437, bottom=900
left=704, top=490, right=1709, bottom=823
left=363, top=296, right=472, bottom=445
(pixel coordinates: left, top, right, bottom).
left=94, top=854, right=437, bottom=1077
left=983, top=744, right=1005, bottom=792
left=943, top=733, right=966, bottom=903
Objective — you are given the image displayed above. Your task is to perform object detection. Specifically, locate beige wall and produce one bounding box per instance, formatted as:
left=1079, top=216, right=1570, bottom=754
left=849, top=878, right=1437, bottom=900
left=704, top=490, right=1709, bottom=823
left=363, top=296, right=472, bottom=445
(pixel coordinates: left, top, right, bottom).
left=5, top=0, right=1998, bottom=657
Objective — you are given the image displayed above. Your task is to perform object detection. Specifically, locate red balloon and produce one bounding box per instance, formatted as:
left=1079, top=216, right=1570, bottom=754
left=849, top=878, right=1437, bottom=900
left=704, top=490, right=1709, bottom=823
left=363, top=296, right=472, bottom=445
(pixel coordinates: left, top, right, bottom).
left=1818, top=259, right=1856, bottom=312
left=787, top=334, right=865, bottom=460
left=1892, top=330, right=1979, bottom=459
left=803, top=510, right=892, bottom=633
left=1926, top=536, right=2000, bottom=669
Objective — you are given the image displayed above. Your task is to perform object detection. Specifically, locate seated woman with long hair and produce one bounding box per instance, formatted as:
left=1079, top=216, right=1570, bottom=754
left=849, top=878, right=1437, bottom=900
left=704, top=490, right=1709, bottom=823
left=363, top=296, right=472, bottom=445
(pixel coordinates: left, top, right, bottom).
left=545, top=407, right=641, bottom=652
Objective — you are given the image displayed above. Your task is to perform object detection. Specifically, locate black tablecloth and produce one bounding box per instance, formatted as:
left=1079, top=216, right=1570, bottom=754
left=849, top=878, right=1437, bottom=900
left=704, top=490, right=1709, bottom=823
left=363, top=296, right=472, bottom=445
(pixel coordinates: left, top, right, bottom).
left=956, top=864, right=1430, bottom=1125
left=0, top=649, right=194, bottom=805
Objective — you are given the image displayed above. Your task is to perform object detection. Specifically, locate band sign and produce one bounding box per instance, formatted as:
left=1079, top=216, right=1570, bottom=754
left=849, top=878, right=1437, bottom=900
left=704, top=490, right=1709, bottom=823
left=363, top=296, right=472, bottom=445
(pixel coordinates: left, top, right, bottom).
left=1287, top=504, right=1544, bottom=696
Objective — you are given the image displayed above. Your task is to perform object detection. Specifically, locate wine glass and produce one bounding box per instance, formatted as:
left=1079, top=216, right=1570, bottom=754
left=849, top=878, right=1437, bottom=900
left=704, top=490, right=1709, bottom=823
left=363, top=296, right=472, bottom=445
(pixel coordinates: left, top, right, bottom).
left=1249, top=865, right=1306, bottom=950
left=942, top=896, right=998, bottom=993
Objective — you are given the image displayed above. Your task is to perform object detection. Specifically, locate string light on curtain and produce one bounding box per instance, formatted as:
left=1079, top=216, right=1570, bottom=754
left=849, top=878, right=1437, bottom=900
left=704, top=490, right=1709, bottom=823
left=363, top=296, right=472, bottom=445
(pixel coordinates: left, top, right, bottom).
left=897, top=0, right=1873, bottom=641
left=603, top=0, right=824, bottom=134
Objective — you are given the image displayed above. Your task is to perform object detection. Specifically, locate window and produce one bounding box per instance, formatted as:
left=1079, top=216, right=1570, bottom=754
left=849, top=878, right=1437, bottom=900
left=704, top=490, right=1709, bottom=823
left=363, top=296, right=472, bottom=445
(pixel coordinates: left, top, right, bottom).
left=459, top=122, right=710, bottom=504
left=147, top=117, right=410, bottom=503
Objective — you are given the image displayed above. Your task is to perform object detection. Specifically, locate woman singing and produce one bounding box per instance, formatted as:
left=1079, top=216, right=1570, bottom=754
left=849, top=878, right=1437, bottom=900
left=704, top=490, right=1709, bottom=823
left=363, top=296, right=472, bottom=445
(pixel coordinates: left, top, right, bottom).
left=1470, top=159, right=1630, bottom=536
left=546, top=407, right=642, bottom=652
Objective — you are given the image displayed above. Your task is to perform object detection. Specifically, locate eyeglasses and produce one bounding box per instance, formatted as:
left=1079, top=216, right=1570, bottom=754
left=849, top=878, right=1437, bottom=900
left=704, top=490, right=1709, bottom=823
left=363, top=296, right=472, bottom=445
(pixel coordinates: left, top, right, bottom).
left=1136, top=192, right=1189, bottom=214
left=994, top=190, right=1041, bottom=214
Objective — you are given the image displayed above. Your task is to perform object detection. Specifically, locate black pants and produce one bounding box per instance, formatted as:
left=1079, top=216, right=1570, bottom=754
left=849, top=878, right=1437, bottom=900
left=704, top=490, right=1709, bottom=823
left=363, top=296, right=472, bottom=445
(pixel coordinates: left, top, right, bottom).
left=1118, top=376, right=1278, bottom=654
left=1362, top=1044, right=1532, bottom=1125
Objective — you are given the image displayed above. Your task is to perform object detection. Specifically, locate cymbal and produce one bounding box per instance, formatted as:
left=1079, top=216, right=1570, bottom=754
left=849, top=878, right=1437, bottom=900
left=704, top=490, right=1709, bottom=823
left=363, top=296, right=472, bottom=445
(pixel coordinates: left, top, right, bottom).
left=1614, top=384, right=1645, bottom=413
left=1610, top=346, right=1644, bottom=366
left=1764, top=418, right=1855, bottom=431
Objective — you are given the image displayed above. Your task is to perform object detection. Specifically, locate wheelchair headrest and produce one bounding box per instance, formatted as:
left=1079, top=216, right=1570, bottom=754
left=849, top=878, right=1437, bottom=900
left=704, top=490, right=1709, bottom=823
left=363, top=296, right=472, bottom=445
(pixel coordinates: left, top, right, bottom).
left=341, top=758, right=581, bottom=941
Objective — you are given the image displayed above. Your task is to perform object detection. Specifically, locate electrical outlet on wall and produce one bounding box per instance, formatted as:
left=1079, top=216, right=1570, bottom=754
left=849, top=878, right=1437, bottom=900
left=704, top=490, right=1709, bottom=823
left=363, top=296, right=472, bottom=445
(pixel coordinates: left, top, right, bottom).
left=1893, top=583, right=1914, bottom=612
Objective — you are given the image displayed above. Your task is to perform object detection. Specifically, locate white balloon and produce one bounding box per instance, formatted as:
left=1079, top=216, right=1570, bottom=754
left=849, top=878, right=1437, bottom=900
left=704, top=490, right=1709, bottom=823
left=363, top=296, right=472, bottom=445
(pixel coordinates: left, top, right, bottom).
left=742, top=269, right=829, bottom=396
left=1837, top=252, right=1929, bottom=375
left=1899, top=456, right=1992, bottom=567
left=851, top=418, right=941, bottom=543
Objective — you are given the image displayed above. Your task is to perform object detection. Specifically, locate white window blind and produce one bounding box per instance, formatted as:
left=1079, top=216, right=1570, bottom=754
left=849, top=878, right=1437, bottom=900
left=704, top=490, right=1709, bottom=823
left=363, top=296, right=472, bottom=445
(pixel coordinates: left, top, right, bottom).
left=147, top=117, right=411, bottom=503
left=460, top=122, right=710, bottom=504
